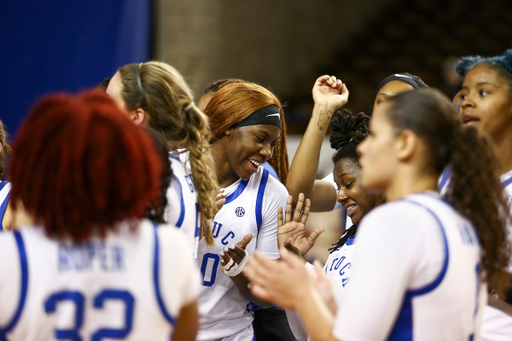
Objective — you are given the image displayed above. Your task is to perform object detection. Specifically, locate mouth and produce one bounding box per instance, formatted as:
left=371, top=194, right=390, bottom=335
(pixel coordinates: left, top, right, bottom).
left=247, top=158, right=261, bottom=172
left=461, top=113, right=479, bottom=126
left=344, top=203, right=357, bottom=217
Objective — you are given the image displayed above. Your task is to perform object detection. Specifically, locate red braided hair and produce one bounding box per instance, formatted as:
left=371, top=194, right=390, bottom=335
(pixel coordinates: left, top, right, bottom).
left=9, top=91, right=163, bottom=242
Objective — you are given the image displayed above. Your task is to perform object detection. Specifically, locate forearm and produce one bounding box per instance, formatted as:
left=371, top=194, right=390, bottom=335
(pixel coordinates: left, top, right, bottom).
left=286, top=102, right=336, bottom=205
left=295, top=287, right=338, bottom=341
left=231, top=272, right=273, bottom=308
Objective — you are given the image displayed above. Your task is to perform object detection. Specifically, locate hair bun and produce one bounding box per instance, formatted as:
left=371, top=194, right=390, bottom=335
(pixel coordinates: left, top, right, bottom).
left=456, top=56, right=482, bottom=77
left=329, top=109, right=370, bottom=151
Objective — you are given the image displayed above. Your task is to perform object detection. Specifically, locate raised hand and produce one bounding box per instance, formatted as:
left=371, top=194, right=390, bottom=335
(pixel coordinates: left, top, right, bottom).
left=277, top=193, right=324, bottom=257
left=312, top=75, right=349, bottom=110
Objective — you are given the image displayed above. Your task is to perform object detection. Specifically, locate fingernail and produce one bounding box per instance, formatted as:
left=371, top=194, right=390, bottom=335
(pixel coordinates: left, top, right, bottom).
left=223, top=247, right=229, bottom=252
left=220, top=251, right=225, bottom=256
left=220, top=259, right=225, bottom=264
left=229, top=245, right=235, bottom=250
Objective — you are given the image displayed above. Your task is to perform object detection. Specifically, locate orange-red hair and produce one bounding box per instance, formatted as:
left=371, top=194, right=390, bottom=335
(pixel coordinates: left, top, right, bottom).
left=204, top=82, right=289, bottom=182
left=9, top=91, right=163, bottom=242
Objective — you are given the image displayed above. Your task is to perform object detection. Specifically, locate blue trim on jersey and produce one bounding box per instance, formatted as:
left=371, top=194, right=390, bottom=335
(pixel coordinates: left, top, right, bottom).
left=0, top=182, right=11, bottom=232
left=168, top=152, right=180, bottom=162
left=345, top=235, right=355, bottom=246
left=171, top=175, right=186, bottom=228
left=224, top=179, right=249, bottom=205
left=152, top=221, right=176, bottom=325
left=262, top=162, right=279, bottom=181
left=502, top=174, right=512, bottom=188
left=386, top=198, right=450, bottom=341
left=438, top=167, right=451, bottom=192
left=255, top=169, right=269, bottom=230
left=0, top=231, right=29, bottom=340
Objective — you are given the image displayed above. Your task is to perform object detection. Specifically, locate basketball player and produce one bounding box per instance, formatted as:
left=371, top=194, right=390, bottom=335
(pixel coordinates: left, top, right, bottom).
left=195, top=81, right=291, bottom=341
left=245, top=89, right=510, bottom=340
left=0, top=92, right=200, bottom=341
left=106, top=61, right=218, bottom=255
left=454, top=49, right=512, bottom=341
left=286, top=73, right=427, bottom=212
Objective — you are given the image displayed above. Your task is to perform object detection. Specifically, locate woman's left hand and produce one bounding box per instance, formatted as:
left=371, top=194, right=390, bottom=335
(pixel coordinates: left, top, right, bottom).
left=220, top=233, right=253, bottom=277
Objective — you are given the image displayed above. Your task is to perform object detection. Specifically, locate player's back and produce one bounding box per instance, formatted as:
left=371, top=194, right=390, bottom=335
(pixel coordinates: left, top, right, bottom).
left=0, top=219, right=199, bottom=341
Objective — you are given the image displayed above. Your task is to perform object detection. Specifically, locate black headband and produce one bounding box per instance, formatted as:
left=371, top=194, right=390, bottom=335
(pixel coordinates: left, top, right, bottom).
left=231, top=104, right=282, bottom=129
left=375, top=74, right=426, bottom=95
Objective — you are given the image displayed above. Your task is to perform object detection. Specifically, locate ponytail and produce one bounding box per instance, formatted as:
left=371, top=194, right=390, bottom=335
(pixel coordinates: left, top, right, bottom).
left=183, top=103, right=218, bottom=246
left=386, top=89, right=511, bottom=295
left=446, top=127, right=511, bottom=294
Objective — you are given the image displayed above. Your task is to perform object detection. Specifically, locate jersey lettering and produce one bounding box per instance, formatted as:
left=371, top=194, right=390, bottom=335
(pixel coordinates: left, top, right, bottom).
left=221, top=232, right=235, bottom=245
left=184, top=174, right=195, bottom=193
left=58, top=244, right=124, bottom=272
left=44, top=289, right=134, bottom=340
left=212, top=222, right=223, bottom=238
left=200, top=253, right=220, bottom=287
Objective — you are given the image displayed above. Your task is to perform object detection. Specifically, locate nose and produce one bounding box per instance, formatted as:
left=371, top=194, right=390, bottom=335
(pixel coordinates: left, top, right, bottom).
left=460, top=94, right=474, bottom=110
left=337, top=188, right=348, bottom=203
left=260, top=143, right=273, bottom=161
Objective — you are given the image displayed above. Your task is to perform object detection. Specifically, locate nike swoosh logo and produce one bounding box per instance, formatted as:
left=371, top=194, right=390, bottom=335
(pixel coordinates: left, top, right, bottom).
left=265, top=113, right=281, bottom=119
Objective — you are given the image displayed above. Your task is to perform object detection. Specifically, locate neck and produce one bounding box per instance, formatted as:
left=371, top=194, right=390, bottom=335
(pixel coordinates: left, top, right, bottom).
left=384, top=166, right=439, bottom=202
left=491, top=133, right=512, bottom=175
left=210, top=142, right=240, bottom=188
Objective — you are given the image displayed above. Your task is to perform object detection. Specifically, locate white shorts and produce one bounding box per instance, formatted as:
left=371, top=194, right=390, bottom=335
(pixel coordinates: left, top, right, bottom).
left=197, top=324, right=254, bottom=341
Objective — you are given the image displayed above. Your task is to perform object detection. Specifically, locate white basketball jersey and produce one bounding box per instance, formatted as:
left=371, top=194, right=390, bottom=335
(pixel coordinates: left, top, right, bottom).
left=0, top=220, right=200, bottom=341
left=324, top=235, right=355, bottom=304
left=196, top=167, right=288, bottom=340
left=0, top=180, right=12, bottom=231
left=165, top=150, right=200, bottom=258
left=334, top=192, right=486, bottom=341
left=477, top=170, right=512, bottom=341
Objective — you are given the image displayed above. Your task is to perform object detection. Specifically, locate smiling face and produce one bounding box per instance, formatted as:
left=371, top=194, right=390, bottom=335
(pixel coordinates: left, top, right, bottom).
left=357, top=102, right=399, bottom=194
left=459, top=63, right=512, bottom=142
left=221, top=124, right=280, bottom=182
left=373, top=80, right=415, bottom=111
left=333, top=157, right=380, bottom=224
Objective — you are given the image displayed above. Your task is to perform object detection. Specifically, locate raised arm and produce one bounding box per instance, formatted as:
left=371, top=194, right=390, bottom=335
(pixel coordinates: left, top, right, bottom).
left=286, top=75, right=348, bottom=211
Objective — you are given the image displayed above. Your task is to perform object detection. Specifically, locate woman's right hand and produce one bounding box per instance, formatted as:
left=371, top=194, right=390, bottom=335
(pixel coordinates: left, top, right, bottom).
left=277, top=194, right=324, bottom=257
left=312, top=75, right=349, bottom=109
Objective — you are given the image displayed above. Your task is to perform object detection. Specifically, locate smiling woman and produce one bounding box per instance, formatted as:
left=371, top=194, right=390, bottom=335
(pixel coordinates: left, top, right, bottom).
left=196, top=82, right=290, bottom=341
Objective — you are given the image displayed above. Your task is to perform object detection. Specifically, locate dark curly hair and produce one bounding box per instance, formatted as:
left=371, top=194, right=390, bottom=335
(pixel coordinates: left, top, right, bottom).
left=328, top=109, right=371, bottom=253
left=330, top=109, right=370, bottom=165
left=387, top=89, right=511, bottom=295
left=456, top=49, right=512, bottom=97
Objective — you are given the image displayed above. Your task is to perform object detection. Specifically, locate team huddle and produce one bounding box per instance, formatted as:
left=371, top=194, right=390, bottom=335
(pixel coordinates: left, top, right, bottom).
left=0, top=48, right=512, bottom=341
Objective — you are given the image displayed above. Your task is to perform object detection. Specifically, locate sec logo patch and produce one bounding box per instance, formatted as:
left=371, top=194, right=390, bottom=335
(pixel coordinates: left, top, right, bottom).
left=235, top=207, right=245, bottom=217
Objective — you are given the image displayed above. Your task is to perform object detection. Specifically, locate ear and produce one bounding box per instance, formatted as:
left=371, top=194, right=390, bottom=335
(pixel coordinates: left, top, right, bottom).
left=129, top=108, right=146, bottom=126
left=395, top=129, right=417, bottom=161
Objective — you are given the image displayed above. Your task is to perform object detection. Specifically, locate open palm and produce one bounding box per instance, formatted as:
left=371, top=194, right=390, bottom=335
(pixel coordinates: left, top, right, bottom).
left=277, top=194, right=324, bottom=256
